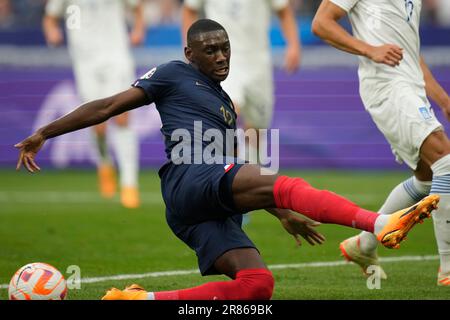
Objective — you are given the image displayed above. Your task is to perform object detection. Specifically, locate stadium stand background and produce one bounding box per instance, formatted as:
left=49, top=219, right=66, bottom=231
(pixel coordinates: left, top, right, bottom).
left=1, top=0, right=449, bottom=169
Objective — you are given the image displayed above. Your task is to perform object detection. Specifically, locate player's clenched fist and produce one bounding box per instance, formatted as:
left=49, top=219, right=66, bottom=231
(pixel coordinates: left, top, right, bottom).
left=15, top=132, right=45, bottom=173
left=366, top=44, right=404, bottom=67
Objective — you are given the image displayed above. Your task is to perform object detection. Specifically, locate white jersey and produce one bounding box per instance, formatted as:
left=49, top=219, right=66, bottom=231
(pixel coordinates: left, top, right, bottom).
left=184, top=0, right=288, bottom=66
left=330, top=0, right=425, bottom=107
left=46, top=0, right=138, bottom=63
left=436, top=0, right=450, bottom=26
left=184, top=0, right=289, bottom=129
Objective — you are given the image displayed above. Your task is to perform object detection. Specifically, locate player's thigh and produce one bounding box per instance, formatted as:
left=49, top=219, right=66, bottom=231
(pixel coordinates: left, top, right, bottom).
left=221, top=69, right=246, bottom=110
left=227, top=63, right=274, bottom=129
left=367, top=86, right=443, bottom=170
left=72, top=61, right=100, bottom=102
left=222, top=61, right=274, bottom=129
left=240, top=75, right=274, bottom=130
left=101, top=60, right=135, bottom=126
left=231, top=164, right=278, bottom=212
left=99, top=58, right=135, bottom=97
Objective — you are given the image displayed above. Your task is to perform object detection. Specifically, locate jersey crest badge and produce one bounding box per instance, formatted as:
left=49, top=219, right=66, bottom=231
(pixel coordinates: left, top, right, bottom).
left=419, top=106, right=432, bottom=120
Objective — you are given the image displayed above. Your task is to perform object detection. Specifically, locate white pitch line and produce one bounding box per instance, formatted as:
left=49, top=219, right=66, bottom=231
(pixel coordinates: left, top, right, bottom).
left=269, top=254, right=439, bottom=270
left=0, top=255, right=438, bottom=290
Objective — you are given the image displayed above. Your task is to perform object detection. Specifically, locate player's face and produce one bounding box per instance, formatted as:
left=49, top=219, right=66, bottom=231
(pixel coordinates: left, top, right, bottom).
left=186, top=30, right=231, bottom=83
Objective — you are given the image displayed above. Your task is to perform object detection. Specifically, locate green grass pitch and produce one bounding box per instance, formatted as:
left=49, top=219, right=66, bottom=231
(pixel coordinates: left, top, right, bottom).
left=0, top=168, right=448, bottom=300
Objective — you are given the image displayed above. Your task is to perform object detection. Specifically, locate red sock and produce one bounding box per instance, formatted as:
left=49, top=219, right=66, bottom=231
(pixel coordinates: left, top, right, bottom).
left=154, top=269, right=274, bottom=300
left=273, top=176, right=378, bottom=232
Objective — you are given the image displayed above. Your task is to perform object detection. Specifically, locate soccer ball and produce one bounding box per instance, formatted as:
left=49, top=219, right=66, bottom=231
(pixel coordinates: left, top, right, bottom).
left=8, top=262, right=67, bottom=300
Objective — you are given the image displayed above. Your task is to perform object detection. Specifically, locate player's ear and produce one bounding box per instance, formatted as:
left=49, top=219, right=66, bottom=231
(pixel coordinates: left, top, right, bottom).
left=184, top=46, right=194, bottom=63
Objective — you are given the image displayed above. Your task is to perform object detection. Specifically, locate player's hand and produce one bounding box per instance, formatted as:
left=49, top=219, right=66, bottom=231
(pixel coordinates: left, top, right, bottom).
left=45, top=28, right=64, bottom=47
left=279, top=212, right=326, bottom=246
left=130, top=28, right=145, bottom=47
left=284, top=44, right=301, bottom=73
left=366, top=44, right=403, bottom=67
left=14, top=132, right=45, bottom=173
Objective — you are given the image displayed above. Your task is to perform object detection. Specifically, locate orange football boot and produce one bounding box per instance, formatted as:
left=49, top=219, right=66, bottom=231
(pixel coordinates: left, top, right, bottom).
left=340, top=235, right=387, bottom=279
left=121, top=186, right=140, bottom=209
left=437, top=268, right=450, bottom=287
left=377, top=195, right=439, bottom=249
left=102, top=284, right=148, bottom=300
left=98, top=163, right=117, bottom=198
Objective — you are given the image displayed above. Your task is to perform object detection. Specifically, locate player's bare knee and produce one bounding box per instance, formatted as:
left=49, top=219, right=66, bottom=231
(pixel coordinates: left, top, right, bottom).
left=232, top=164, right=278, bottom=209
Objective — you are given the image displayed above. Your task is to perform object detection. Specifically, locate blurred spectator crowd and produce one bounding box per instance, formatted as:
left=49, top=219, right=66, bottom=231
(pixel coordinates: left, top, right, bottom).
left=1, top=0, right=450, bottom=30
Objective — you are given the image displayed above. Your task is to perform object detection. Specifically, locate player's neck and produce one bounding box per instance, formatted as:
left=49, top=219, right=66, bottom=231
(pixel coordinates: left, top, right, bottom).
left=189, top=63, right=222, bottom=86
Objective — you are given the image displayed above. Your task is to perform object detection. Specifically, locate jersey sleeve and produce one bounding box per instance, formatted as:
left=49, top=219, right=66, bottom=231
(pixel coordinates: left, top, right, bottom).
left=45, top=0, right=67, bottom=17
left=184, top=0, right=205, bottom=10
left=270, top=0, right=290, bottom=11
left=330, top=0, right=360, bottom=12
left=132, top=63, right=177, bottom=103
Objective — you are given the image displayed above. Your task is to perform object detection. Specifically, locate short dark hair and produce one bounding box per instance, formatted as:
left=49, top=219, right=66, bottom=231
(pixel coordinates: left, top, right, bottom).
left=187, top=19, right=227, bottom=45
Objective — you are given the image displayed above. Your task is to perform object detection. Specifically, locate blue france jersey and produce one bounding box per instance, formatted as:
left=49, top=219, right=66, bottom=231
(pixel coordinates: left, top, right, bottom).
left=132, top=61, right=237, bottom=163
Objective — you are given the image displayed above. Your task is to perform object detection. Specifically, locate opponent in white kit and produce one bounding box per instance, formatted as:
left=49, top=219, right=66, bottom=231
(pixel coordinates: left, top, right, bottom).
left=312, top=0, right=450, bottom=285
left=182, top=0, right=302, bottom=163
left=43, top=0, right=146, bottom=208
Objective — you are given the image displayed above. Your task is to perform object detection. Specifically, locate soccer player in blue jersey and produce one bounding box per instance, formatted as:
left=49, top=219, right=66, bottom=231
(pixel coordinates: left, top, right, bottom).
left=15, top=19, right=439, bottom=300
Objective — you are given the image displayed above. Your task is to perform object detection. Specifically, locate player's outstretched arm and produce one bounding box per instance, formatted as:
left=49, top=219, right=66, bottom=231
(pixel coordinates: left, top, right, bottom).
left=129, top=1, right=146, bottom=46
left=420, top=56, right=450, bottom=121
left=312, top=0, right=403, bottom=67
left=266, top=208, right=326, bottom=246
left=15, top=87, right=149, bottom=173
left=276, top=4, right=302, bottom=73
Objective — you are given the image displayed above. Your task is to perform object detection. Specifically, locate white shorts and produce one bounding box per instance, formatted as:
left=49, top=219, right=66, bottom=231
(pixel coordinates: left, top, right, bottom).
left=222, top=61, right=274, bottom=129
left=72, top=56, right=135, bottom=102
left=366, top=83, right=444, bottom=170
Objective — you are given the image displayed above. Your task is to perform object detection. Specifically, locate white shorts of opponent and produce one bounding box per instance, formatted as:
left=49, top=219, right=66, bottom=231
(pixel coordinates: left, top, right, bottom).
left=72, top=56, right=136, bottom=102
left=366, top=82, right=444, bottom=170
left=222, top=60, right=274, bottom=130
